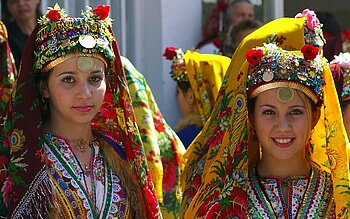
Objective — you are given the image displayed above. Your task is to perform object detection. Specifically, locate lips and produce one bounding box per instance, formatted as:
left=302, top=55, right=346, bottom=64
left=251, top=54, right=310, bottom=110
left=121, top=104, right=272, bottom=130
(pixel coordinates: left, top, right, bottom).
left=272, top=137, right=294, bottom=148
left=72, top=105, right=94, bottom=113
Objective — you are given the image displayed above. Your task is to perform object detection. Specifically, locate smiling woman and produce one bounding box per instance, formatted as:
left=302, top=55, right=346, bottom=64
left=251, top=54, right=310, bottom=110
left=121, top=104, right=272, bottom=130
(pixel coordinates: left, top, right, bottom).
left=181, top=9, right=350, bottom=218
left=0, top=4, right=161, bottom=218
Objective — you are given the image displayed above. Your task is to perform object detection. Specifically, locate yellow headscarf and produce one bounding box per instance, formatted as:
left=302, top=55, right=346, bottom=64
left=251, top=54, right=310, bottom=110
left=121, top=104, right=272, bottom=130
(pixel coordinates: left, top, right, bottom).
left=122, top=57, right=186, bottom=219
left=181, top=16, right=350, bottom=218
left=185, top=51, right=231, bottom=125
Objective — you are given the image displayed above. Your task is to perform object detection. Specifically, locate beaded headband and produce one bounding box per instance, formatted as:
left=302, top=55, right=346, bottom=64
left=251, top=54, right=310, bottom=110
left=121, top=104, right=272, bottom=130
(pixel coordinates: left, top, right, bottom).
left=246, top=43, right=327, bottom=105
left=162, top=46, right=189, bottom=82
left=34, top=4, right=115, bottom=73
left=330, top=52, right=350, bottom=102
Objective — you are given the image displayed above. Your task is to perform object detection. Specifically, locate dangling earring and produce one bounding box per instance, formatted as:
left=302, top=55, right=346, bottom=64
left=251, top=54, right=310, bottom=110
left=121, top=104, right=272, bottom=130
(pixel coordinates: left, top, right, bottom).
left=41, top=96, right=48, bottom=103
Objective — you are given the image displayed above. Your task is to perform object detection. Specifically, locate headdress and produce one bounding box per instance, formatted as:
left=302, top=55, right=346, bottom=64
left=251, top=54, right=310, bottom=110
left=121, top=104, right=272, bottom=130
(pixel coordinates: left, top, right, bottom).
left=0, top=4, right=160, bottom=218
left=330, top=52, right=350, bottom=102
left=181, top=9, right=350, bottom=218
left=34, top=4, right=115, bottom=73
left=162, top=46, right=189, bottom=82
left=246, top=43, right=327, bottom=105
left=341, top=29, right=350, bottom=52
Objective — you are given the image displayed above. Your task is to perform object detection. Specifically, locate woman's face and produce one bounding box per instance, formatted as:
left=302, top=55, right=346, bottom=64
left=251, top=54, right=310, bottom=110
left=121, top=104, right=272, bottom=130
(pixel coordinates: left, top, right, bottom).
left=176, top=85, right=193, bottom=117
left=41, top=56, right=106, bottom=127
left=6, top=0, right=40, bottom=22
left=252, top=88, right=314, bottom=162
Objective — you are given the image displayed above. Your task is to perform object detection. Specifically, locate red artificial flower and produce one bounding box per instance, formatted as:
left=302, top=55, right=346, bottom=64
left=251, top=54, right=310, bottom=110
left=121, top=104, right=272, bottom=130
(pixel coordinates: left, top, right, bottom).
left=162, top=46, right=178, bottom=60
left=46, top=9, right=61, bottom=21
left=217, top=1, right=228, bottom=11
left=341, top=29, right=350, bottom=41
left=301, top=44, right=319, bottom=60
left=246, top=49, right=264, bottom=65
left=93, top=4, right=111, bottom=20
left=212, top=37, right=222, bottom=49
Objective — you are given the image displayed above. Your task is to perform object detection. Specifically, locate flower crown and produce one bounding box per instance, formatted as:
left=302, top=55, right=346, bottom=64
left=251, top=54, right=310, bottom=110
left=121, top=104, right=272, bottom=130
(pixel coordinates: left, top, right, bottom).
left=34, top=4, right=115, bottom=73
left=330, top=52, right=350, bottom=101
left=246, top=43, right=327, bottom=105
left=162, top=46, right=189, bottom=82
left=295, top=9, right=325, bottom=47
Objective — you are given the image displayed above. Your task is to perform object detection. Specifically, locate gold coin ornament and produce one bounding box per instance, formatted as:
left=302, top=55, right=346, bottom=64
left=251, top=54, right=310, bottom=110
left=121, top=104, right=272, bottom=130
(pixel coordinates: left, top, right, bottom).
left=277, top=87, right=295, bottom=103
left=79, top=35, right=96, bottom=49
left=77, top=57, right=95, bottom=72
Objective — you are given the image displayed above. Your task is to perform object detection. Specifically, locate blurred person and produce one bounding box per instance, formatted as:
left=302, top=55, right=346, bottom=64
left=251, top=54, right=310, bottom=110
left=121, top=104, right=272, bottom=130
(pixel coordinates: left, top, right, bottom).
left=163, top=47, right=231, bottom=148
left=1, top=0, right=41, bottom=69
left=122, top=56, right=185, bottom=219
left=0, top=20, right=16, bottom=117
left=330, top=52, right=350, bottom=138
left=222, top=0, right=254, bottom=58
left=222, top=19, right=261, bottom=57
left=317, top=11, right=342, bottom=61
left=195, top=0, right=228, bottom=54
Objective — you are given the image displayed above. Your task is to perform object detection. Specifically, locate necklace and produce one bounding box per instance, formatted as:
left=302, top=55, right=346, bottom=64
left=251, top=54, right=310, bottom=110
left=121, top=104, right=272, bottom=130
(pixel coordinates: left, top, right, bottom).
left=66, top=138, right=97, bottom=153
left=82, top=162, right=90, bottom=175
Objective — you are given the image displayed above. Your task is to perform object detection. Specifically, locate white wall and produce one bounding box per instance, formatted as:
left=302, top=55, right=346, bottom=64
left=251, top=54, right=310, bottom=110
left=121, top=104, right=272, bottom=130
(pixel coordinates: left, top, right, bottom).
left=126, top=0, right=202, bottom=127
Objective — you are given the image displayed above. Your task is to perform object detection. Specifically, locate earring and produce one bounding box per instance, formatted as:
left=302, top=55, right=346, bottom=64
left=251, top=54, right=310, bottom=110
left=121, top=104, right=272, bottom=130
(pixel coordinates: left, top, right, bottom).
left=41, top=96, right=48, bottom=103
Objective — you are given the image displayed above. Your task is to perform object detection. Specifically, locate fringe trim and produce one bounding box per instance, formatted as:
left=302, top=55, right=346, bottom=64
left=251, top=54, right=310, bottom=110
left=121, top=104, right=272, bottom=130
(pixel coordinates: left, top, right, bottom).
left=11, top=167, right=54, bottom=219
left=175, top=114, right=203, bottom=132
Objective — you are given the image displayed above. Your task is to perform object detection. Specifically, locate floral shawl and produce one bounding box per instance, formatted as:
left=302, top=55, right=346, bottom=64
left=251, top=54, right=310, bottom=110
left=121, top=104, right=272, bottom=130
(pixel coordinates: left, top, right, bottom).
left=122, top=56, right=185, bottom=219
left=0, top=6, right=160, bottom=218
left=185, top=51, right=231, bottom=125
left=181, top=16, right=350, bottom=218
left=0, top=21, right=16, bottom=116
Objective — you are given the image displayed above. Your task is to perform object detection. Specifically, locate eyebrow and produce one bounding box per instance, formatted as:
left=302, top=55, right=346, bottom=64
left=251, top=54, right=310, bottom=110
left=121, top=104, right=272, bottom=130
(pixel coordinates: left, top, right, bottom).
left=258, top=104, right=306, bottom=108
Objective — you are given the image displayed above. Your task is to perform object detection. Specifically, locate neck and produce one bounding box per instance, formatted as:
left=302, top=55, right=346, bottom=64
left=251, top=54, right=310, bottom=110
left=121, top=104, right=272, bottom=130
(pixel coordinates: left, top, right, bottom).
left=44, top=119, right=94, bottom=141
left=16, top=18, right=36, bottom=35
left=257, top=151, right=310, bottom=179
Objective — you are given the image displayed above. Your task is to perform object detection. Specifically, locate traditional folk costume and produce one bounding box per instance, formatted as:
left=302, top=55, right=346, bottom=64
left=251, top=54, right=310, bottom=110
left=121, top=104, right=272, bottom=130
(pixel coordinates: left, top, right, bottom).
left=163, top=48, right=231, bottom=148
left=122, top=56, right=186, bottom=219
left=0, top=5, right=161, bottom=218
left=181, top=9, right=350, bottom=218
left=0, top=21, right=16, bottom=116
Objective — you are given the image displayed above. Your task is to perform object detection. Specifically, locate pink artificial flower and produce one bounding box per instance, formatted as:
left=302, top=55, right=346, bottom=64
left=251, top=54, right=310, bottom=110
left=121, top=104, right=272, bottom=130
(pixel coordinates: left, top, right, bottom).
left=295, top=9, right=319, bottom=30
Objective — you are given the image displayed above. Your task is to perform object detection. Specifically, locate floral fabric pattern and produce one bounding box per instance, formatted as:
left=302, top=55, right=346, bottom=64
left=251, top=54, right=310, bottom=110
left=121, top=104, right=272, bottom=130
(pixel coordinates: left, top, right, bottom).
left=122, top=56, right=185, bottom=219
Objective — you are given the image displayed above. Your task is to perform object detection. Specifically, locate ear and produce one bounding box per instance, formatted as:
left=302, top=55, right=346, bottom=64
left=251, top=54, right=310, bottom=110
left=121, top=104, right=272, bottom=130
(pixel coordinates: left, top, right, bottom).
left=38, top=81, right=49, bottom=98
left=311, top=107, right=321, bottom=129
left=185, top=87, right=196, bottom=105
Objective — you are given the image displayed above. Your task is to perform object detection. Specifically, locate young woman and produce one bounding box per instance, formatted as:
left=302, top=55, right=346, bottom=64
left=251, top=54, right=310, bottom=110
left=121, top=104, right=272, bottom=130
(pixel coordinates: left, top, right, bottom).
left=163, top=47, right=231, bottom=148
left=0, top=4, right=161, bottom=218
left=181, top=9, right=350, bottom=218
left=330, top=52, right=350, bottom=138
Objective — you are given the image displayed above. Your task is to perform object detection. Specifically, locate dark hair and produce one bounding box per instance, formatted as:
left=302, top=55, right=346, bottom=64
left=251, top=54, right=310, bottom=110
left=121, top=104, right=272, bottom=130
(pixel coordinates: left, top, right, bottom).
left=1, top=0, right=43, bottom=25
left=177, top=81, right=191, bottom=93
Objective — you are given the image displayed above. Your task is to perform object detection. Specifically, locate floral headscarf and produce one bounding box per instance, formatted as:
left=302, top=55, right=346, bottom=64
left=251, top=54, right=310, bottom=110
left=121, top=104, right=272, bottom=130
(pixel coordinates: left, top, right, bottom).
left=163, top=47, right=231, bottom=124
left=181, top=10, right=350, bottom=218
left=122, top=56, right=185, bottom=219
left=0, top=5, right=160, bottom=218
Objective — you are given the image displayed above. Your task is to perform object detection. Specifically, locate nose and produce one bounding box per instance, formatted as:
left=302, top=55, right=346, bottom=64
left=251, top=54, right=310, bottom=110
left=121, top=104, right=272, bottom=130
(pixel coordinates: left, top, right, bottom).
left=76, top=81, right=92, bottom=99
left=275, top=116, right=291, bottom=132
